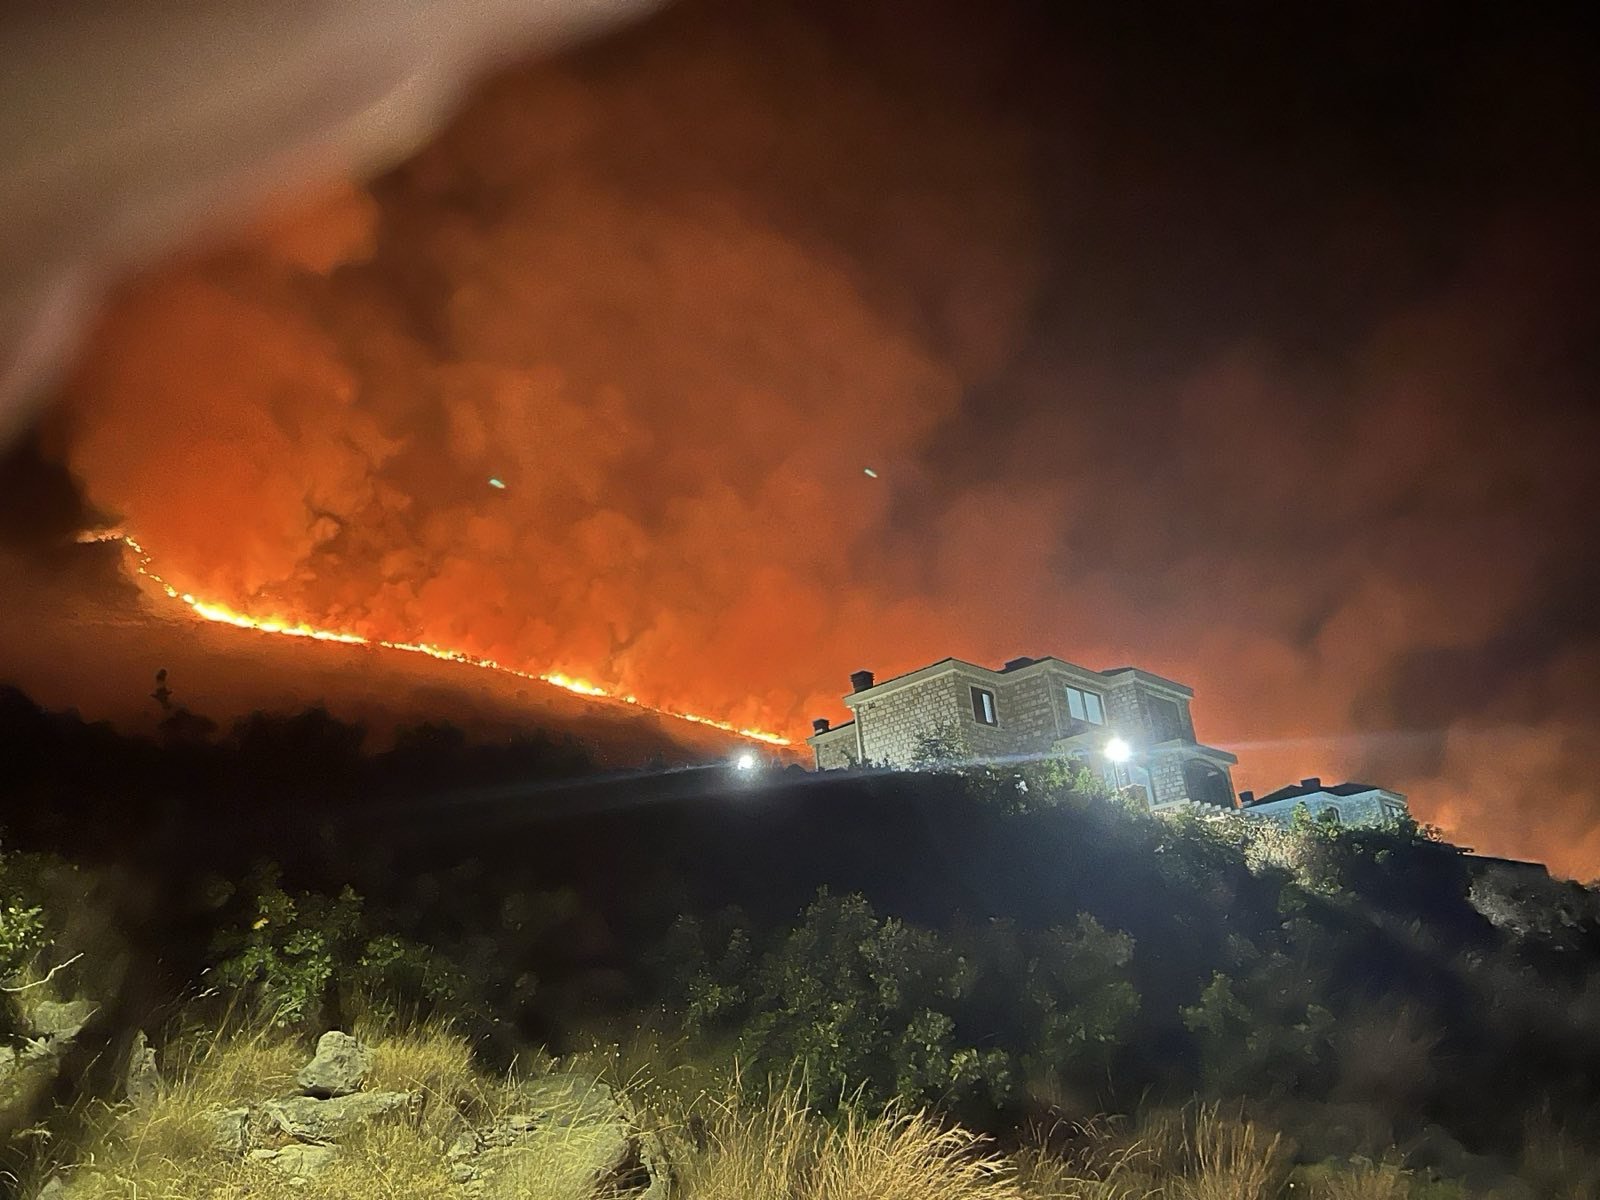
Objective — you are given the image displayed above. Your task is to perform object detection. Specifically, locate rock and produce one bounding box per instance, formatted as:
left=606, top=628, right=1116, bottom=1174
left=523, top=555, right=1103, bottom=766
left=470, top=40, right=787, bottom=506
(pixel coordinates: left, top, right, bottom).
left=446, top=1126, right=482, bottom=1160
left=27, top=999, right=98, bottom=1042
left=449, top=1162, right=478, bottom=1184
left=249, top=1144, right=340, bottom=1179
left=296, top=1031, right=371, bottom=1098
left=125, top=1031, right=160, bottom=1107
left=471, top=1073, right=647, bottom=1200
left=633, top=1129, right=672, bottom=1200
left=506, top=1072, right=618, bottom=1130
left=262, top=1091, right=417, bottom=1142
left=34, top=1177, right=68, bottom=1199
left=207, top=1106, right=252, bottom=1156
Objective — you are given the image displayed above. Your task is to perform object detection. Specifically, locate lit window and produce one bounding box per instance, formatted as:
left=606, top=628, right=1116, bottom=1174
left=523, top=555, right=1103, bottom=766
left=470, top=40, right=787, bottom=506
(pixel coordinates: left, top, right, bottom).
left=1065, top=686, right=1105, bottom=725
left=971, top=687, right=998, bottom=726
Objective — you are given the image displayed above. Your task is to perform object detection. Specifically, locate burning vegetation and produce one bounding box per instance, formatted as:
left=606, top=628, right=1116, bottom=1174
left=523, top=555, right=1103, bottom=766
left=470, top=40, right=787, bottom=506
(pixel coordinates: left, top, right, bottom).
left=78, top=529, right=789, bottom=746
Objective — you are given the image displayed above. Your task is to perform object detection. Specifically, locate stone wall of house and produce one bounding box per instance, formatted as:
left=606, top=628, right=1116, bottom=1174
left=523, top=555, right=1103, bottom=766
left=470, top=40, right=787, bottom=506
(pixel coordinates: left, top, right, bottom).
left=832, top=661, right=1221, bottom=783
left=1103, top=684, right=1146, bottom=740
left=1138, top=750, right=1237, bottom=808
left=1103, top=682, right=1195, bottom=747
left=1148, top=753, right=1189, bottom=806
left=812, top=725, right=860, bottom=770
left=1247, top=792, right=1392, bottom=827
left=856, top=675, right=967, bottom=765
left=956, top=674, right=1017, bottom=763
left=993, top=672, right=1062, bottom=749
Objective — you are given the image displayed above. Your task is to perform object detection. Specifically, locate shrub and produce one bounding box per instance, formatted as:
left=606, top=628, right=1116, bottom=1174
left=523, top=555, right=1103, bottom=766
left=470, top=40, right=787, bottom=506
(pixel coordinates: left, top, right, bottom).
left=664, top=891, right=1139, bottom=1116
left=209, top=867, right=468, bottom=1028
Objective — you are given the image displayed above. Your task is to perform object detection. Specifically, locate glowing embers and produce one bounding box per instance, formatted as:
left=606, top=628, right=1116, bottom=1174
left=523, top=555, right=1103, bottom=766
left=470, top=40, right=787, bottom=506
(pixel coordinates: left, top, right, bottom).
left=80, top=530, right=790, bottom=746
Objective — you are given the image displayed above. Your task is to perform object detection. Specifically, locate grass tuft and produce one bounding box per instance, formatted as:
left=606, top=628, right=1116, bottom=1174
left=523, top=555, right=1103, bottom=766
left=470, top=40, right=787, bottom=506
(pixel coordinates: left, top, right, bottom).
left=680, top=1083, right=1024, bottom=1200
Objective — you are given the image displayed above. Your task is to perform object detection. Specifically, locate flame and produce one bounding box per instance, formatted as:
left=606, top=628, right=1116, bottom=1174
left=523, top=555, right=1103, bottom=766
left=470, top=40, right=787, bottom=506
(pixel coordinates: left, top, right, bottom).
left=79, top=530, right=791, bottom=746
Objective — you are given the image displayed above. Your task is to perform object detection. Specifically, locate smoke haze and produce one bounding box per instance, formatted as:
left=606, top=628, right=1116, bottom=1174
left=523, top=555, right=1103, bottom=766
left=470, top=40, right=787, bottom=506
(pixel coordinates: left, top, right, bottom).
left=34, top=0, right=1600, bottom=872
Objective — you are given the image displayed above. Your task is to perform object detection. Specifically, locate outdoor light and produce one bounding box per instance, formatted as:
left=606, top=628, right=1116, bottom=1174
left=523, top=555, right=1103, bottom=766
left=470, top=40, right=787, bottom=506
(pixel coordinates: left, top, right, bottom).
left=734, top=751, right=758, bottom=771
left=1104, top=736, right=1132, bottom=763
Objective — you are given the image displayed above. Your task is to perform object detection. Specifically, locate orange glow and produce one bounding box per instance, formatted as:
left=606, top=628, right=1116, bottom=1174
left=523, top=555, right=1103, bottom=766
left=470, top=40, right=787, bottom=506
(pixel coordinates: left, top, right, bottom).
left=80, top=531, right=791, bottom=747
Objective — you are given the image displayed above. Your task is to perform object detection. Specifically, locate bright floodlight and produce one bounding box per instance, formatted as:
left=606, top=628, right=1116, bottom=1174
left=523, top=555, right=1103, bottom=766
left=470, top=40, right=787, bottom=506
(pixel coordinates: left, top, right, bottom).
left=1104, top=736, right=1132, bottom=763
left=734, top=751, right=758, bottom=771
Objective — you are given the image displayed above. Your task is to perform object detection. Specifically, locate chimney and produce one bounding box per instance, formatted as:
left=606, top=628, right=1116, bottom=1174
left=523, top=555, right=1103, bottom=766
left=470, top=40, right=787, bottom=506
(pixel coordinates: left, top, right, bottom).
left=1300, top=777, right=1321, bottom=789
left=849, top=669, right=875, bottom=693
left=1238, top=790, right=1255, bottom=806
left=811, top=717, right=831, bottom=734
left=1002, top=656, right=1036, bottom=672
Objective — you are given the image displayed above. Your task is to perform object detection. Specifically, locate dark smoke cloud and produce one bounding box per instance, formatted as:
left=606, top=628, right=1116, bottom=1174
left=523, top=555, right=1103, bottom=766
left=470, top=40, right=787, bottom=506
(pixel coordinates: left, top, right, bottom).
left=50, top=0, right=1600, bottom=872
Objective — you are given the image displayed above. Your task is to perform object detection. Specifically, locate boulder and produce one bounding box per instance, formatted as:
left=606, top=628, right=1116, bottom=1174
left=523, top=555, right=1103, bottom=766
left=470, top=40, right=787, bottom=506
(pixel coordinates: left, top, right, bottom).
left=296, top=1030, right=371, bottom=1097
left=249, top=1144, right=340, bottom=1179
left=634, top=1129, right=672, bottom=1200
left=446, top=1125, right=482, bottom=1160
left=206, top=1106, right=252, bottom=1156
left=501, top=1072, right=618, bottom=1133
left=468, top=1073, right=667, bottom=1200
left=125, top=1031, right=160, bottom=1107
left=27, top=999, right=97, bottom=1042
left=262, top=1091, right=417, bottom=1142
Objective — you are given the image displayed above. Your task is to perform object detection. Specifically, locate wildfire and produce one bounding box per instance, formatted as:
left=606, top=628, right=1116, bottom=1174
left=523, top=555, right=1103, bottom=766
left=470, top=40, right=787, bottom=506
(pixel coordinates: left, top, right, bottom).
left=79, top=530, right=791, bottom=746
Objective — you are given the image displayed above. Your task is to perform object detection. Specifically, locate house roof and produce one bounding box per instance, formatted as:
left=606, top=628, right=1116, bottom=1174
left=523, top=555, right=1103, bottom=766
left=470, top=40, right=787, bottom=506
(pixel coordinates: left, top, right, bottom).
left=1098, top=666, right=1195, bottom=697
left=1251, top=780, right=1396, bottom=806
left=842, top=654, right=1196, bottom=706
left=804, top=719, right=856, bottom=746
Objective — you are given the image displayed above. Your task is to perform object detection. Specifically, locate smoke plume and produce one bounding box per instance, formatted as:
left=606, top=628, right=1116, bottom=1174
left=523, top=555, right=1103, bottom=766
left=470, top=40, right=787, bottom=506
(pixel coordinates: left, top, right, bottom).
left=51, top=0, right=1600, bottom=873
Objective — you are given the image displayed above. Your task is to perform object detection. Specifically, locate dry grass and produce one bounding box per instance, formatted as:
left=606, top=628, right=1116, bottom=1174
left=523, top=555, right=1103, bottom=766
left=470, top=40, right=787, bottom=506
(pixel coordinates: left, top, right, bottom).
left=358, top=1018, right=478, bottom=1142
left=1012, top=1119, right=1160, bottom=1200
left=35, top=1025, right=461, bottom=1200
left=29, top=1022, right=1555, bottom=1200
left=1316, top=1161, right=1412, bottom=1200
left=1011, top=1104, right=1291, bottom=1200
left=1518, top=1114, right=1600, bottom=1200
left=1140, top=1103, right=1287, bottom=1200
left=680, top=1085, right=1024, bottom=1200
left=159, top=1025, right=305, bottom=1107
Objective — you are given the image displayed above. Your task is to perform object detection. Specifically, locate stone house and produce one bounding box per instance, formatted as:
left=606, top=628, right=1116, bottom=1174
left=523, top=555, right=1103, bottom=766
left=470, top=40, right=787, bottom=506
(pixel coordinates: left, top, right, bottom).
left=1238, top=778, right=1408, bottom=827
left=805, top=654, right=1239, bottom=810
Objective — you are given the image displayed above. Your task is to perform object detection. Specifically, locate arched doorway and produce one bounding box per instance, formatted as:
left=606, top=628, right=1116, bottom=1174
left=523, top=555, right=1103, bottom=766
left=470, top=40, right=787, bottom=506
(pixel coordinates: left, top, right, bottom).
left=1183, top=759, right=1234, bottom=808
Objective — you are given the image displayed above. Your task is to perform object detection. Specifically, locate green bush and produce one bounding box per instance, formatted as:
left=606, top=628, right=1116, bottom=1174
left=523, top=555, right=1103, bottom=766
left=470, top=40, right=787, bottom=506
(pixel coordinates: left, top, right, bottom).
left=209, top=866, right=468, bottom=1028
left=0, top=847, right=48, bottom=987
left=660, top=890, right=1139, bottom=1116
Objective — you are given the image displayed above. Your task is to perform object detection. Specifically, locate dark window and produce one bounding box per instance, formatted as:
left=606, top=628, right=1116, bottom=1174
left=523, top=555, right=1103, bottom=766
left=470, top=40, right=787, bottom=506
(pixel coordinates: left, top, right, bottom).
left=970, top=686, right=998, bottom=725
left=1064, top=685, right=1105, bottom=725
left=1148, top=695, right=1186, bottom=742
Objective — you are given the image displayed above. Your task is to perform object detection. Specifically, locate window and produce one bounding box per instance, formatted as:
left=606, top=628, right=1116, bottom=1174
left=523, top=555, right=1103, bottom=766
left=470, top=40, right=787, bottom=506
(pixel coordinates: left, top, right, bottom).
left=1064, top=685, right=1105, bottom=725
left=970, top=686, right=998, bottom=726
left=1148, top=695, right=1186, bottom=742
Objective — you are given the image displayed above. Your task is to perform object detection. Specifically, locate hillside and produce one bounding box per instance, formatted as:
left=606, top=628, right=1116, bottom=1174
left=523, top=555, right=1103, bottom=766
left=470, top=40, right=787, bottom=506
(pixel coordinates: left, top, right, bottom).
left=5, top=698, right=1600, bottom=1196
left=0, top=544, right=775, bottom=767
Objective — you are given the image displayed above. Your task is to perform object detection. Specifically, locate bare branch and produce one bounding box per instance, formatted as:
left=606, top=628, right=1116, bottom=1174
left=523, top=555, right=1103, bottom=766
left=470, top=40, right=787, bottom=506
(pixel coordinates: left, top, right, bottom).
left=1, top=952, right=84, bottom=993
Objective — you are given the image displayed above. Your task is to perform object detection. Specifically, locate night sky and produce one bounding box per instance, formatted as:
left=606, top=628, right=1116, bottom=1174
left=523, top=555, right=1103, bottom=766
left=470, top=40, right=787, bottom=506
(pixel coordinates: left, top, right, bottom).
left=6, top=0, right=1600, bottom=871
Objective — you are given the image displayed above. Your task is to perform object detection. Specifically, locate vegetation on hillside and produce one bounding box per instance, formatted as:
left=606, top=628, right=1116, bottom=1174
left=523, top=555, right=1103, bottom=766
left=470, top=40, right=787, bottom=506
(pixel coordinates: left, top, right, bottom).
left=5, top=688, right=1600, bottom=1194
